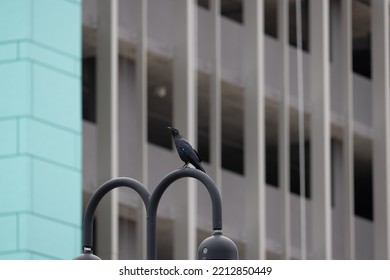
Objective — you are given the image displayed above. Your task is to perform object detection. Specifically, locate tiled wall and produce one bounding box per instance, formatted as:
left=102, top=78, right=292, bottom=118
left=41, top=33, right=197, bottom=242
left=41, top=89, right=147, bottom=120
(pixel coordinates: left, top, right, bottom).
left=0, top=0, right=81, bottom=259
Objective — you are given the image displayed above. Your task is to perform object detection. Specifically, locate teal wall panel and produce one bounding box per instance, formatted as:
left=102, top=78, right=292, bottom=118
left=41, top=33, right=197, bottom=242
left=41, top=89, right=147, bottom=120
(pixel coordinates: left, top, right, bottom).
left=33, top=0, right=81, bottom=57
left=0, top=0, right=31, bottom=41
left=33, top=159, right=81, bottom=226
left=31, top=253, right=56, bottom=260
left=0, top=61, right=31, bottom=118
left=19, top=41, right=79, bottom=76
left=33, top=64, right=81, bottom=131
left=0, top=119, right=18, bottom=156
left=19, top=213, right=79, bottom=259
left=0, top=251, right=32, bottom=260
left=19, top=118, right=79, bottom=169
left=0, top=215, right=18, bottom=252
left=66, top=0, right=82, bottom=5
left=0, top=157, right=31, bottom=213
left=75, top=134, right=82, bottom=170
left=74, top=59, right=81, bottom=77
left=0, top=0, right=82, bottom=259
left=0, top=43, right=18, bottom=62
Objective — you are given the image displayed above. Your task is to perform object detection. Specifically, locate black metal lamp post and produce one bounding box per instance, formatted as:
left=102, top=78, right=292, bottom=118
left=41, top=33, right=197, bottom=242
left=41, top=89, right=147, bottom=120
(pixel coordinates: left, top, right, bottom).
left=74, top=168, right=238, bottom=260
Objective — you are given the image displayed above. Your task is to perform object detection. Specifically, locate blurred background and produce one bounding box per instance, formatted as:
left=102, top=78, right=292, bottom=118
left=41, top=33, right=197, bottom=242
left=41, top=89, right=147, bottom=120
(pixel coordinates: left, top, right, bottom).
left=0, top=0, right=388, bottom=260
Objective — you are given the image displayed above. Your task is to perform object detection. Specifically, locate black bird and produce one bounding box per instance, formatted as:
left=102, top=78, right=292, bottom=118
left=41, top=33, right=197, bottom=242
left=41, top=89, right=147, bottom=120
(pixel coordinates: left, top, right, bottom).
left=168, top=127, right=206, bottom=173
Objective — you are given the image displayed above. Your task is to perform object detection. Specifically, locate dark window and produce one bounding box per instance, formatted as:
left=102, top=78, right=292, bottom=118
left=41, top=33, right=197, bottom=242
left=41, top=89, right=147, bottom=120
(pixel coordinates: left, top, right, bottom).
left=221, top=0, right=243, bottom=24
left=266, top=144, right=278, bottom=187
left=352, top=0, right=371, bottom=78
left=352, top=37, right=371, bottom=78
left=147, top=55, right=173, bottom=149
left=221, top=82, right=244, bottom=175
left=198, top=0, right=243, bottom=24
left=197, top=73, right=210, bottom=163
left=82, top=57, right=96, bottom=123
left=197, top=0, right=209, bottom=10
left=289, top=0, right=310, bottom=52
left=265, top=0, right=277, bottom=38
left=290, top=142, right=311, bottom=198
left=354, top=157, right=373, bottom=220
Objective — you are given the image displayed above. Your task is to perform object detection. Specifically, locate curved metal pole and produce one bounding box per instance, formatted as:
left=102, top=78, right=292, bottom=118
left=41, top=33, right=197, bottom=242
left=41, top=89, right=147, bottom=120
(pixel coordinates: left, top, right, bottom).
left=147, top=168, right=222, bottom=259
left=82, top=177, right=150, bottom=249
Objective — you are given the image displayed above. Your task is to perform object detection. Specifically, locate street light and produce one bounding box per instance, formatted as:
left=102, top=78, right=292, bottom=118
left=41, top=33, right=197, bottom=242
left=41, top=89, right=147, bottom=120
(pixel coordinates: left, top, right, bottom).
left=74, top=168, right=238, bottom=260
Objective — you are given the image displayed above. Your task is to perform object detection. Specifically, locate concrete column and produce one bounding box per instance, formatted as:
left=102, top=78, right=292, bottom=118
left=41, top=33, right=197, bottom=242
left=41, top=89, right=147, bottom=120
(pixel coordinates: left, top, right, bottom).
left=210, top=0, right=222, bottom=192
left=135, top=0, right=148, bottom=260
left=173, top=0, right=197, bottom=260
left=340, top=0, right=355, bottom=260
left=243, top=0, right=266, bottom=260
left=310, top=0, right=332, bottom=259
left=372, top=0, right=390, bottom=260
left=278, top=0, right=291, bottom=260
left=96, top=0, right=119, bottom=260
left=296, top=0, right=307, bottom=260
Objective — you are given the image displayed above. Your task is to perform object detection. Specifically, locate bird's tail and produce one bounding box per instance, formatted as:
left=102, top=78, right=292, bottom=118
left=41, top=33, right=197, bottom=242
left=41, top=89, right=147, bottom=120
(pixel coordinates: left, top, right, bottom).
left=192, top=162, right=206, bottom=173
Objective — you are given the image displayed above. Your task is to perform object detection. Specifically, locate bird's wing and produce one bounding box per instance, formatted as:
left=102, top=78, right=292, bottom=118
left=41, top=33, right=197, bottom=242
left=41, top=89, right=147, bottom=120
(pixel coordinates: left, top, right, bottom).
left=193, top=147, right=202, bottom=162
left=181, top=138, right=202, bottom=162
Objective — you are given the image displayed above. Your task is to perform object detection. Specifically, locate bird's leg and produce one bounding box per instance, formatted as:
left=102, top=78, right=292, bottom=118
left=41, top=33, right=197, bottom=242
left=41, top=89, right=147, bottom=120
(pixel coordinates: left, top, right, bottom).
left=181, top=162, right=189, bottom=170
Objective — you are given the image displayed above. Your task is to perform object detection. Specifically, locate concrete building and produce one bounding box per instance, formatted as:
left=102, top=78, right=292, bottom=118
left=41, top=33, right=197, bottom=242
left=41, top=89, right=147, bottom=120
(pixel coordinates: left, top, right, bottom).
left=0, top=0, right=389, bottom=260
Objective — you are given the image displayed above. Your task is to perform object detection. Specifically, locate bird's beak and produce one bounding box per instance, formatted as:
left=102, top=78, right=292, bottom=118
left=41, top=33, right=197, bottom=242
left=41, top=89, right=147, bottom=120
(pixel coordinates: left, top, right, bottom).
left=167, top=126, right=172, bottom=131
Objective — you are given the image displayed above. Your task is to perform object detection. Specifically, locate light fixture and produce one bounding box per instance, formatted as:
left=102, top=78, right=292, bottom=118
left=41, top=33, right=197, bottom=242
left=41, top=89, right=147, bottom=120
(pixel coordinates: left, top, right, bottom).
left=198, top=231, right=238, bottom=260
left=73, top=247, right=101, bottom=260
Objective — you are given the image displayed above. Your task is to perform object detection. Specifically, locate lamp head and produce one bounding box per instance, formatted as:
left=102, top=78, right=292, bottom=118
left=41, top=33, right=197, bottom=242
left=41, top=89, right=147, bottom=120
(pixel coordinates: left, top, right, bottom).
left=73, top=247, right=101, bottom=260
left=198, top=231, right=238, bottom=260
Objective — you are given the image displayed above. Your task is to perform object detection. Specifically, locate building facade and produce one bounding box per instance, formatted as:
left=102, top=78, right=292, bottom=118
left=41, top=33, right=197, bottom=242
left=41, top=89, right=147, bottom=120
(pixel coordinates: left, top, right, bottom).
left=0, top=0, right=389, bottom=260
